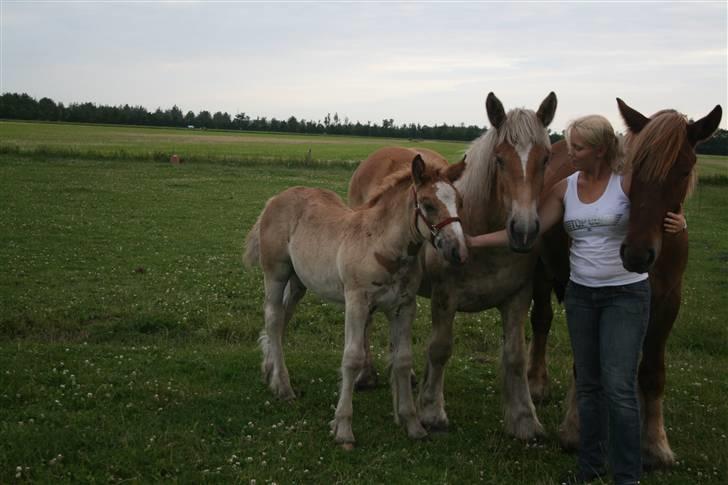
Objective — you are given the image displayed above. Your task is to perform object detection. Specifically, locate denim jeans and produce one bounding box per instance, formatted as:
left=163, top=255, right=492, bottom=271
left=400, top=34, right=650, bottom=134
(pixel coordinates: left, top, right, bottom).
left=565, top=279, right=650, bottom=485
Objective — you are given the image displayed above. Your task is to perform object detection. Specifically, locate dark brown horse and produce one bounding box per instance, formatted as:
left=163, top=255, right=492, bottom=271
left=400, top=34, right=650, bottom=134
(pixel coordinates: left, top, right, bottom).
left=528, top=99, right=722, bottom=467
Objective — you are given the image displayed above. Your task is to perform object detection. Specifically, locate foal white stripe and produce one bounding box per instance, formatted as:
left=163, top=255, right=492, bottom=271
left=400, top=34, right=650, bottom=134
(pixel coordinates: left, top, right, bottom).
left=435, top=182, right=464, bottom=239
left=516, top=142, right=533, bottom=182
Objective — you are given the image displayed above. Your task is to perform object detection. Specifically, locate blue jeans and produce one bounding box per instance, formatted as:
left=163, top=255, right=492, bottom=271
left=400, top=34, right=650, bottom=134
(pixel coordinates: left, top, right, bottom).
left=565, top=279, right=650, bottom=485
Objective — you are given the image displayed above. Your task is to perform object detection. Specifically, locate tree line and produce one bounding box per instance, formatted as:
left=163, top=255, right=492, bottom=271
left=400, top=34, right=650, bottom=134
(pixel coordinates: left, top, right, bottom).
left=2, top=92, right=727, bottom=153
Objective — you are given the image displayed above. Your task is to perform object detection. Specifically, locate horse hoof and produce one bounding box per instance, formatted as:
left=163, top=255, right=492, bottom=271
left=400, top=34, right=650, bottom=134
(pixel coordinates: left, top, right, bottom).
left=340, top=443, right=355, bottom=451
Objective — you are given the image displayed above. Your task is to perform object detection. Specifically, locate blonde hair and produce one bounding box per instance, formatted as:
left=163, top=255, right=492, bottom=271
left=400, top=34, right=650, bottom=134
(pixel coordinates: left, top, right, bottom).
left=565, top=114, right=625, bottom=173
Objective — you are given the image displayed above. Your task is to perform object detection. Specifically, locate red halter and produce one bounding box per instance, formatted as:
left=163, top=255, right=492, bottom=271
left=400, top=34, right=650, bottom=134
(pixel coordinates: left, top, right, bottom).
left=412, top=186, right=461, bottom=246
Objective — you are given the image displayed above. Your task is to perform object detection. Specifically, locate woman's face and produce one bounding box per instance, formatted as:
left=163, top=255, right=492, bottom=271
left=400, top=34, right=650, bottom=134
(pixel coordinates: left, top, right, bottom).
left=568, top=131, right=603, bottom=171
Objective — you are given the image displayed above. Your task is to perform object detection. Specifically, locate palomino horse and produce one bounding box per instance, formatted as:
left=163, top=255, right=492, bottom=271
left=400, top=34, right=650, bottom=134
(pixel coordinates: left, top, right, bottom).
left=528, top=99, right=722, bottom=467
left=348, top=92, right=558, bottom=440
left=244, top=155, right=467, bottom=446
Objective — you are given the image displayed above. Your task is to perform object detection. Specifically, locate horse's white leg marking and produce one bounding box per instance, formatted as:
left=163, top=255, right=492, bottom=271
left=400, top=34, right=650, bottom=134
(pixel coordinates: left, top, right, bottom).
left=642, top=393, right=676, bottom=467
left=331, top=291, right=368, bottom=445
left=418, top=285, right=456, bottom=430
left=499, top=283, right=544, bottom=439
left=261, top=274, right=295, bottom=400
left=387, top=301, right=427, bottom=439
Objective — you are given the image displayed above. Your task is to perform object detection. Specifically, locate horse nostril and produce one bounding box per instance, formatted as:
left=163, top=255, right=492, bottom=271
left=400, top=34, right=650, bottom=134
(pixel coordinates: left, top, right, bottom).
left=620, top=244, right=626, bottom=260
left=533, top=220, right=540, bottom=237
left=646, top=248, right=656, bottom=266
left=509, top=219, right=516, bottom=234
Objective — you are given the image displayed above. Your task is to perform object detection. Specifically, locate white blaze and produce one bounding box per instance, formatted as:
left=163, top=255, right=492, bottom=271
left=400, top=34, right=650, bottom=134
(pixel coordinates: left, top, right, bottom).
left=516, top=142, right=533, bottom=181
left=435, top=182, right=464, bottom=241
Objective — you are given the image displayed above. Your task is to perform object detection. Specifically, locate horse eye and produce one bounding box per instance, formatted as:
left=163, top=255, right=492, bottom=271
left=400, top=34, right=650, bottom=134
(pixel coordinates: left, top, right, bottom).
left=423, top=202, right=436, bottom=213
left=495, top=157, right=505, bottom=168
left=543, top=155, right=550, bottom=166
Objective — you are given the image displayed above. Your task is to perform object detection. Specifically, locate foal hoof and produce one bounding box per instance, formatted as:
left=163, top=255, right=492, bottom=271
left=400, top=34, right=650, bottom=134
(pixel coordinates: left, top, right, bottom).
left=340, top=443, right=355, bottom=451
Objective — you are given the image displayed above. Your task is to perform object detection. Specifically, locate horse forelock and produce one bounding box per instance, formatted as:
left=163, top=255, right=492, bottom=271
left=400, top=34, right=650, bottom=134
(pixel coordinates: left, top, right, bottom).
left=625, top=110, right=696, bottom=195
left=459, top=108, right=550, bottom=207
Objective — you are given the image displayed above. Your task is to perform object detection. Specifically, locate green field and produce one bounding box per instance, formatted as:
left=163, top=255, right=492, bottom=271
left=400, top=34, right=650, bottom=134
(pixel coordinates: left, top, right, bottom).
left=0, top=123, right=727, bottom=483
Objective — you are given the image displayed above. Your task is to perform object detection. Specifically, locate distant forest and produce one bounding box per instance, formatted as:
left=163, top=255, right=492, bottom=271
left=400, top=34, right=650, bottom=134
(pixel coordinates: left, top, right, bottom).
left=2, top=92, right=727, bottom=154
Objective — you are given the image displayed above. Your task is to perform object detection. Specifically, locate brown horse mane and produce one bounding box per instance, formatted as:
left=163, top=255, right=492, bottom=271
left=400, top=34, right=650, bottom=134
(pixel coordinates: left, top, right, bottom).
left=361, top=167, right=413, bottom=209
left=625, top=110, right=698, bottom=197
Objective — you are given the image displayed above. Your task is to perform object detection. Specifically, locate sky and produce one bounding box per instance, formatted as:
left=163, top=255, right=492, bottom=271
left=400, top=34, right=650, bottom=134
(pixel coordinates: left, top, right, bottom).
left=1, top=1, right=726, bottom=133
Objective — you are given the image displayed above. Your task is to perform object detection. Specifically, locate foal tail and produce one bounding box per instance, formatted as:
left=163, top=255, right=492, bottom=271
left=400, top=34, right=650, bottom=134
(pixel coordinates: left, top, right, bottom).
left=243, top=216, right=262, bottom=268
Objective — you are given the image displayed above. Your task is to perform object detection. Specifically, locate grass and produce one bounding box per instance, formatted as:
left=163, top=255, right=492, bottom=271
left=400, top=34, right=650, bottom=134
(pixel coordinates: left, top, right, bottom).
left=0, top=123, right=727, bottom=483
left=0, top=120, right=469, bottom=165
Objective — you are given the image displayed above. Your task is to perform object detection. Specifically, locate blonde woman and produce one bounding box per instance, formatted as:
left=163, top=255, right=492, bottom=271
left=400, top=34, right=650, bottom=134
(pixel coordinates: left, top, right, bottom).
left=468, top=115, right=685, bottom=485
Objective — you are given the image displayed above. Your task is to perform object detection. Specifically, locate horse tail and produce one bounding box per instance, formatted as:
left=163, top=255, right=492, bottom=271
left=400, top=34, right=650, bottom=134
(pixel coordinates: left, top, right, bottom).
left=243, top=215, right=262, bottom=268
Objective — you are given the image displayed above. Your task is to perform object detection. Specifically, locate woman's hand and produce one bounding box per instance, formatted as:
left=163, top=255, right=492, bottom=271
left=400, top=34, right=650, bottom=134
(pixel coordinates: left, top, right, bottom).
left=664, top=211, right=687, bottom=234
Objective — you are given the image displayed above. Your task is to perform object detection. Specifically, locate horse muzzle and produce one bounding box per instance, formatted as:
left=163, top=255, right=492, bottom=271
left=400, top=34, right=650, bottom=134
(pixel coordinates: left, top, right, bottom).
left=508, top=218, right=540, bottom=253
left=620, top=243, right=656, bottom=274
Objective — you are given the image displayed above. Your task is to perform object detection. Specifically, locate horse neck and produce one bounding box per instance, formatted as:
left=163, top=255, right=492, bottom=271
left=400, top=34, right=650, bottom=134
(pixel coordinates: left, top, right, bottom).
left=366, top=183, right=422, bottom=251
left=457, top=132, right=508, bottom=232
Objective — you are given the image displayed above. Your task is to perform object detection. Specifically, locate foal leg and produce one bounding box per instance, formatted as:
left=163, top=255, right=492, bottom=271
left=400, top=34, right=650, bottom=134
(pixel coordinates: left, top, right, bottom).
left=354, top=317, right=379, bottom=390
left=499, top=284, right=545, bottom=440
left=260, top=270, right=296, bottom=400
left=418, top=284, right=457, bottom=431
left=330, top=292, right=369, bottom=446
left=387, top=301, right=427, bottom=440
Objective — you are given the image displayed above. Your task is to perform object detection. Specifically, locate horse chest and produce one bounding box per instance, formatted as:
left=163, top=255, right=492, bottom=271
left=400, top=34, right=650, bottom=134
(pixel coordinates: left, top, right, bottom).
left=368, top=254, right=420, bottom=309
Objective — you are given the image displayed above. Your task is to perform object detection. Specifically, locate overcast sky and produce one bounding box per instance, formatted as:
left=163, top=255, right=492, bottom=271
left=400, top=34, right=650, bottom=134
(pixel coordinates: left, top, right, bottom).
left=2, top=1, right=726, bottom=132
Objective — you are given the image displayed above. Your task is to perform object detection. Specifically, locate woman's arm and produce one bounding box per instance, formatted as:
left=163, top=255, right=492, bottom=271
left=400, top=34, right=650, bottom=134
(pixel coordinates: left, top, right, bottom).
left=467, top=179, right=567, bottom=248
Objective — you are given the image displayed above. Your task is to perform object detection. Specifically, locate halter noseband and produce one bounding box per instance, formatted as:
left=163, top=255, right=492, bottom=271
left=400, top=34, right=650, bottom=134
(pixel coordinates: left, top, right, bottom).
left=412, top=186, right=461, bottom=247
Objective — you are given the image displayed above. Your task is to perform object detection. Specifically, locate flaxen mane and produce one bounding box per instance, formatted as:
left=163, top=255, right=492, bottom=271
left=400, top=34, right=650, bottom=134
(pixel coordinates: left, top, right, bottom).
left=459, top=108, right=551, bottom=206
left=625, top=110, right=697, bottom=196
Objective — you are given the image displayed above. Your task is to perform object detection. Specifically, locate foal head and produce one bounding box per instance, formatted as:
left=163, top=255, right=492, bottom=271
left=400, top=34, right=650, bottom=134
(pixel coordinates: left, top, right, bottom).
left=471, top=92, right=557, bottom=252
left=411, top=155, right=468, bottom=265
left=618, top=98, right=722, bottom=273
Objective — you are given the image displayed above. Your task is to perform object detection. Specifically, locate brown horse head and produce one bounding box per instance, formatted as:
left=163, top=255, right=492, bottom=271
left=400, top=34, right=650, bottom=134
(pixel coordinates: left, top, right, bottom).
left=618, top=98, right=722, bottom=273
left=462, top=92, right=557, bottom=252
left=489, top=92, right=557, bottom=252
left=411, top=154, right=468, bottom=265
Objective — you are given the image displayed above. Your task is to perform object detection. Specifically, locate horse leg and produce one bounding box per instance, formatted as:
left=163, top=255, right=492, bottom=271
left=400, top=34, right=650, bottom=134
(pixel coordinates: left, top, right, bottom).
left=499, top=283, right=545, bottom=440
left=354, top=318, right=379, bottom=390
left=418, top=284, right=457, bottom=431
left=639, top=294, right=679, bottom=468
left=260, top=269, right=296, bottom=400
left=330, top=291, right=368, bottom=446
left=558, top=369, right=580, bottom=451
left=528, top=259, right=553, bottom=401
left=387, top=300, right=427, bottom=440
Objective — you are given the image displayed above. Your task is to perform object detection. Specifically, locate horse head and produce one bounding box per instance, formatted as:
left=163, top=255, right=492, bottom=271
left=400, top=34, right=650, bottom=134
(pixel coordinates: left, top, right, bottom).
left=411, top=154, right=468, bottom=265
left=487, top=92, right=557, bottom=252
left=618, top=98, right=722, bottom=273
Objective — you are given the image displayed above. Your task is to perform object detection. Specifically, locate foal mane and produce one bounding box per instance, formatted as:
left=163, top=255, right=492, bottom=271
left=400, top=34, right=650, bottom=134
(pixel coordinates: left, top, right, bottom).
left=625, top=110, right=697, bottom=197
left=363, top=168, right=413, bottom=209
left=459, top=108, right=551, bottom=204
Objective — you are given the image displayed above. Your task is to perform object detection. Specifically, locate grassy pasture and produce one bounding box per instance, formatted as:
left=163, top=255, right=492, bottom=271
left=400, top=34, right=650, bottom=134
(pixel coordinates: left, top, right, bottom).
left=0, top=123, right=727, bottom=483
left=0, top=121, right=469, bottom=166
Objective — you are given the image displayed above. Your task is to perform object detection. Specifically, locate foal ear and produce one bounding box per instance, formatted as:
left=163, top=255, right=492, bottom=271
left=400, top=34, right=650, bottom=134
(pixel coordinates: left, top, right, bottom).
left=411, top=154, right=427, bottom=186
left=444, top=158, right=467, bottom=183
left=687, top=105, right=722, bottom=146
left=617, top=98, right=650, bottom=134
left=486, top=92, right=506, bottom=130
left=537, top=91, right=557, bottom=127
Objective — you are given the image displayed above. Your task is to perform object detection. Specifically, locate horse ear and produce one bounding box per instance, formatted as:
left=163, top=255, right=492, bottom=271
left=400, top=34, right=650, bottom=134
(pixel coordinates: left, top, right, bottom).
left=486, top=92, right=506, bottom=130
left=687, top=105, right=722, bottom=146
left=537, top=92, right=557, bottom=127
left=617, top=98, right=650, bottom=134
left=444, top=158, right=467, bottom=183
left=411, top=154, right=426, bottom=186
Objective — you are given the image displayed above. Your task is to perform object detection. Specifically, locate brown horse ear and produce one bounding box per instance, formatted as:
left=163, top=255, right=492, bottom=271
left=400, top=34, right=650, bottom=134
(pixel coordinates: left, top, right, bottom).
left=411, top=154, right=426, bottom=186
left=537, top=92, right=557, bottom=127
left=617, top=98, right=650, bottom=134
left=444, top=159, right=467, bottom=183
left=687, top=105, right=722, bottom=146
left=486, top=92, right=506, bottom=130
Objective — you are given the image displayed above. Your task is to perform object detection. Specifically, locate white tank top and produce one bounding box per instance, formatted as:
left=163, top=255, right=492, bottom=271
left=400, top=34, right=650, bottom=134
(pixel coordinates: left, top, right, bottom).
left=563, top=171, right=647, bottom=287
